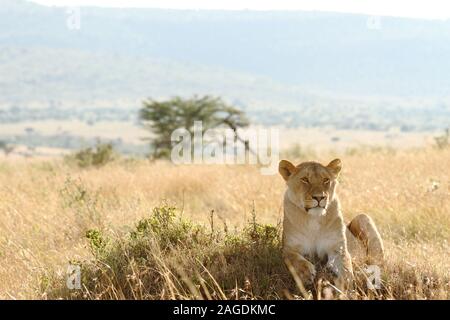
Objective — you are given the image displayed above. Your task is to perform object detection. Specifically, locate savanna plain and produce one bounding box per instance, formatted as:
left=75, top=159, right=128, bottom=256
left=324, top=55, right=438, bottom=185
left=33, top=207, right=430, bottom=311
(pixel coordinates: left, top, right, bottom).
left=0, top=146, right=448, bottom=300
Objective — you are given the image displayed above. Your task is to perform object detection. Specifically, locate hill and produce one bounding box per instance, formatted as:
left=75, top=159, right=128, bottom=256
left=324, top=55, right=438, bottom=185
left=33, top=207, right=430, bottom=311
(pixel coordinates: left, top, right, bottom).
left=0, top=0, right=449, bottom=146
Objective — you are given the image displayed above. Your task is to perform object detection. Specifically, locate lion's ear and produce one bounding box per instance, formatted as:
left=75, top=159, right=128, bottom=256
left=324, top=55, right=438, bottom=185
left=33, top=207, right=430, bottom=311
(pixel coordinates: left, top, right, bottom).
left=279, top=160, right=296, bottom=181
left=327, top=158, right=342, bottom=177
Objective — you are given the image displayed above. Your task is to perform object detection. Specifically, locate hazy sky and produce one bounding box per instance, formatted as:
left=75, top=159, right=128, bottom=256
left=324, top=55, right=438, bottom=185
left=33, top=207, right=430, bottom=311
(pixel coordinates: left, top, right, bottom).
left=31, top=0, right=450, bottom=20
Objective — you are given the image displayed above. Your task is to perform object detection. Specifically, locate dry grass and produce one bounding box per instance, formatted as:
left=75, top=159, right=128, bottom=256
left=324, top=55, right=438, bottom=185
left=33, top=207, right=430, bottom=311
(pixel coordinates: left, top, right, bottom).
left=0, top=147, right=449, bottom=299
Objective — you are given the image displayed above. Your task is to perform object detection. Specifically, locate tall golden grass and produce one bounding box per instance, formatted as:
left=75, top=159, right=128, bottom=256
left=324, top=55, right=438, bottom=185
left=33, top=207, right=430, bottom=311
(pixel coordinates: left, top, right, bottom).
left=0, top=147, right=448, bottom=299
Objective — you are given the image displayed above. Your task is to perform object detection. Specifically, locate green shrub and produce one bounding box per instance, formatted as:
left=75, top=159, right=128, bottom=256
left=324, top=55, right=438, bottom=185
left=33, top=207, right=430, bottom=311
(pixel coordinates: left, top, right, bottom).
left=130, top=205, right=207, bottom=250
left=86, top=229, right=108, bottom=254
left=44, top=205, right=295, bottom=300
left=65, top=143, right=117, bottom=168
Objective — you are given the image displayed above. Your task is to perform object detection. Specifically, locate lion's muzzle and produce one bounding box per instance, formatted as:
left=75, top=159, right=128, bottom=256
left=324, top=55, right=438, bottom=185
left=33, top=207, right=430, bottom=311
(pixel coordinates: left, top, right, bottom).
left=305, top=195, right=328, bottom=209
left=304, top=195, right=328, bottom=216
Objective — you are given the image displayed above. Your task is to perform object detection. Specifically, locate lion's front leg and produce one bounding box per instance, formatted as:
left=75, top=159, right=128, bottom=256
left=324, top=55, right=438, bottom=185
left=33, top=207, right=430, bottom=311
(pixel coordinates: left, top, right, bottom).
left=283, top=248, right=316, bottom=288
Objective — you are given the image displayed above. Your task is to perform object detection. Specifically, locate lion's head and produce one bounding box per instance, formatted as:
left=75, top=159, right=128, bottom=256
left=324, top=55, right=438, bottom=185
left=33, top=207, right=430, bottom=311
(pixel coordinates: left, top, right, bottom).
left=279, top=159, right=342, bottom=217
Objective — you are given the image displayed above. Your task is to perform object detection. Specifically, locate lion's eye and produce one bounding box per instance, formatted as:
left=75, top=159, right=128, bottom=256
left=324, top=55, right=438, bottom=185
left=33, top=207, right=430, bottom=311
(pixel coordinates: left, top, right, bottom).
left=323, top=178, right=330, bottom=185
left=300, top=177, right=309, bottom=184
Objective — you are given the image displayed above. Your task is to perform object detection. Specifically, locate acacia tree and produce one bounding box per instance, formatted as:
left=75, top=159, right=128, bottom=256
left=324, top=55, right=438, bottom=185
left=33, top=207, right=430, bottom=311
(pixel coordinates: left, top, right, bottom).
left=139, top=95, right=250, bottom=158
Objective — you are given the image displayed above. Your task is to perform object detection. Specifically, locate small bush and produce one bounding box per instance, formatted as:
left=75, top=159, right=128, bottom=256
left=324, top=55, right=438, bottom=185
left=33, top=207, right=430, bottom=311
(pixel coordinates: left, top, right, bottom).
left=434, top=128, right=449, bottom=149
left=65, top=143, right=117, bottom=168
left=281, top=143, right=316, bottom=161
left=44, top=205, right=295, bottom=299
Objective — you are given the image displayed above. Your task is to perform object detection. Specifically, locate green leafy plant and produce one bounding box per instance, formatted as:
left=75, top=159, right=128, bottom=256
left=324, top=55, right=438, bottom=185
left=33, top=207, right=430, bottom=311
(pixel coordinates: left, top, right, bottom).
left=65, top=143, right=117, bottom=168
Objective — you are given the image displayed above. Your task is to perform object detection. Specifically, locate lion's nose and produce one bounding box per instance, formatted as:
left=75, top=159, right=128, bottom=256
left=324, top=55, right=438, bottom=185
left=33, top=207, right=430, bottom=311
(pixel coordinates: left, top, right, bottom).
left=312, top=196, right=326, bottom=203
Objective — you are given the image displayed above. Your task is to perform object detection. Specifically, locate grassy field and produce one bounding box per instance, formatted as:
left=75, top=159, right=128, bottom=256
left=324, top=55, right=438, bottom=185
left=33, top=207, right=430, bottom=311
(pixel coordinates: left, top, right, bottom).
left=0, top=147, right=448, bottom=299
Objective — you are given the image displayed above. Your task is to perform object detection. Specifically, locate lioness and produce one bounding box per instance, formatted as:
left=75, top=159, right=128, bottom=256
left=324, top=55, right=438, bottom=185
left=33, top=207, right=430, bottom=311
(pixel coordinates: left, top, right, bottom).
left=279, top=158, right=384, bottom=290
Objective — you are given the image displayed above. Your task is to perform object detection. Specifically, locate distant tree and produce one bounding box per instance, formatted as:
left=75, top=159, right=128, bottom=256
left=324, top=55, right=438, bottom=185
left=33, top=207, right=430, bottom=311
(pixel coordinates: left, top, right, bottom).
left=139, top=95, right=250, bottom=158
left=0, top=141, right=15, bottom=157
